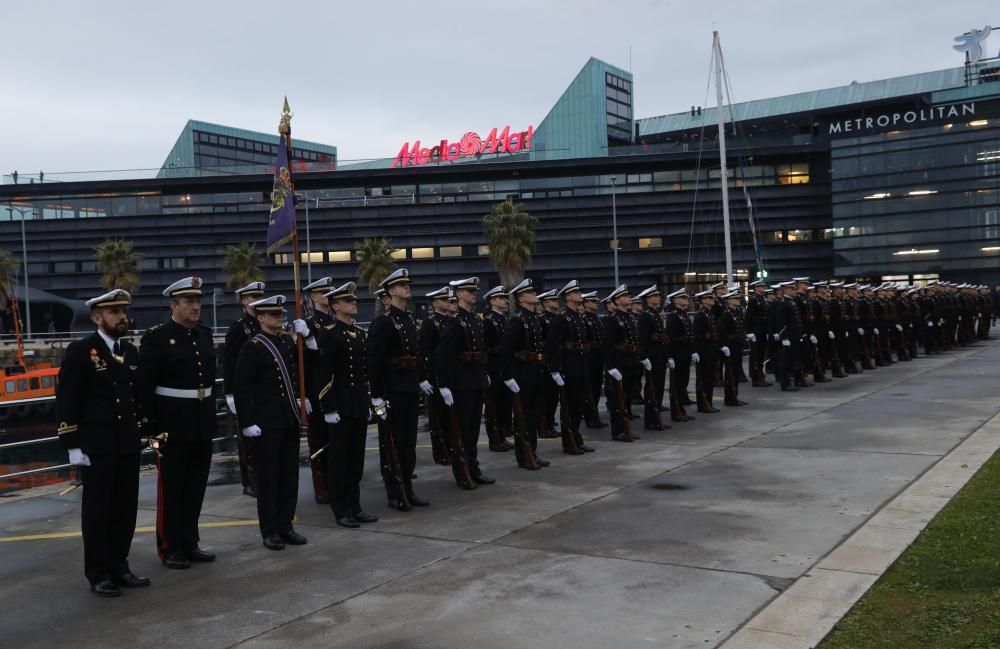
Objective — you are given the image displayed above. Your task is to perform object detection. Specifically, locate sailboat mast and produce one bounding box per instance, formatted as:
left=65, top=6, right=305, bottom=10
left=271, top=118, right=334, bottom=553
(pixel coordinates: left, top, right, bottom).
left=713, top=30, right=734, bottom=287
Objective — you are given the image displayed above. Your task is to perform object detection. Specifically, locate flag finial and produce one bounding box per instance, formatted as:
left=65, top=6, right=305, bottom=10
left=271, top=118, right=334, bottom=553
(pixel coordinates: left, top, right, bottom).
left=279, top=96, right=292, bottom=135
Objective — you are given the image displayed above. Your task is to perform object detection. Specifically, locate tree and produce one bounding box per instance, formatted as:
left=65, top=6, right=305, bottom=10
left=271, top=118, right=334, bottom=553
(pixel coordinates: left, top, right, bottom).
left=356, top=237, right=397, bottom=314
left=223, top=242, right=264, bottom=289
left=483, top=198, right=536, bottom=290
left=0, top=249, right=18, bottom=305
left=94, top=238, right=142, bottom=293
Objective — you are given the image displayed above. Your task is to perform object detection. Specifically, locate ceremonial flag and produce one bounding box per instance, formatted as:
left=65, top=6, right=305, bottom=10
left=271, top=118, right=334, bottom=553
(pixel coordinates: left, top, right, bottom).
left=266, top=133, right=296, bottom=253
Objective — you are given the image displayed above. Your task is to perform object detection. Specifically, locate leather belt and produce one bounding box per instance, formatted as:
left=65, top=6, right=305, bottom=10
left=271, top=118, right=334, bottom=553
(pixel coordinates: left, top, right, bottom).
left=651, top=333, right=671, bottom=343
left=564, top=342, right=592, bottom=352
left=155, top=386, right=212, bottom=400
left=514, top=351, right=544, bottom=362
left=388, top=356, right=419, bottom=369
left=614, top=343, right=638, bottom=353
left=459, top=351, right=487, bottom=364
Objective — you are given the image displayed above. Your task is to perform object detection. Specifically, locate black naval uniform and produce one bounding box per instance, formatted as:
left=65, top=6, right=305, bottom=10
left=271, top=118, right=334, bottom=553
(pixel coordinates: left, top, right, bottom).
left=138, top=319, right=217, bottom=562
left=436, top=305, right=490, bottom=482
left=637, top=305, right=669, bottom=429
left=500, top=306, right=547, bottom=467
left=746, top=291, right=770, bottom=385
left=57, top=333, right=142, bottom=587
left=316, top=319, right=372, bottom=520
left=691, top=306, right=720, bottom=412
left=582, top=310, right=606, bottom=427
left=545, top=306, right=590, bottom=453
left=304, top=308, right=334, bottom=503
left=602, top=308, right=640, bottom=439
left=771, top=296, right=803, bottom=390
left=716, top=305, right=746, bottom=406
left=418, top=310, right=452, bottom=464
left=367, top=305, right=424, bottom=506
left=483, top=308, right=514, bottom=451
left=233, top=331, right=303, bottom=541
left=222, top=311, right=259, bottom=495
left=665, top=305, right=696, bottom=411
left=538, top=309, right=559, bottom=437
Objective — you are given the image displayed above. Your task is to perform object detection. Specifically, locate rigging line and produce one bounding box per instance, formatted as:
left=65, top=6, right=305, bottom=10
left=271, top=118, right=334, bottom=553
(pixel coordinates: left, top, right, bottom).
left=685, top=40, right=717, bottom=278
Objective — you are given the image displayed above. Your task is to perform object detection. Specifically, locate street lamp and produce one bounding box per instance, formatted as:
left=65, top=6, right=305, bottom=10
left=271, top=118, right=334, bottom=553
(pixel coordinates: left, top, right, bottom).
left=6, top=204, right=32, bottom=339
left=610, top=176, right=619, bottom=287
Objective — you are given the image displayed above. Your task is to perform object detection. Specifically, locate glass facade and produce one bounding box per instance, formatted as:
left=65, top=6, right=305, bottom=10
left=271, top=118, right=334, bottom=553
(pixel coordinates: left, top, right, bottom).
left=831, top=115, right=1000, bottom=282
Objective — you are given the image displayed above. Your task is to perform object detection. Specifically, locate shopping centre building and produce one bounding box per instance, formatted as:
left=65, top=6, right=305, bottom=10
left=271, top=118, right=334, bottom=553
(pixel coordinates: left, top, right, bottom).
left=2, top=42, right=999, bottom=331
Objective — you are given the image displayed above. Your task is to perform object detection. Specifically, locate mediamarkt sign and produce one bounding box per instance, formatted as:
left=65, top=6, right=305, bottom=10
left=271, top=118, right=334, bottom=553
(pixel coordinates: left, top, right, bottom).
left=392, top=125, right=534, bottom=168
left=828, top=102, right=976, bottom=136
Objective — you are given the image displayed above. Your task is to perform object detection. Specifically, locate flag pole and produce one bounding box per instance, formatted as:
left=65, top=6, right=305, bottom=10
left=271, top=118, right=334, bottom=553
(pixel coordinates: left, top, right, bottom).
left=278, top=97, right=309, bottom=431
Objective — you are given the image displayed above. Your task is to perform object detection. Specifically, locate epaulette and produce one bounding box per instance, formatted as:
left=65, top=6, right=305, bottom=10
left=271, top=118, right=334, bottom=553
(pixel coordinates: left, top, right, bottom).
left=145, top=323, right=166, bottom=335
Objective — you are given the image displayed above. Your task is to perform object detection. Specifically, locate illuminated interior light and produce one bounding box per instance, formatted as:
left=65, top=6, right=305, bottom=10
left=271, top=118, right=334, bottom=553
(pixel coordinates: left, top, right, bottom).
left=863, top=192, right=891, bottom=200
left=906, top=190, right=938, bottom=196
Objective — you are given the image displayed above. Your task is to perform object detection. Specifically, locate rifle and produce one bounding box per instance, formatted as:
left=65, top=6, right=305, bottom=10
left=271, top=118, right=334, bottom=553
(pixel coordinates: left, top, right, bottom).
left=612, top=377, right=634, bottom=442
left=557, top=384, right=581, bottom=453
left=482, top=379, right=503, bottom=450
left=445, top=401, right=475, bottom=489
left=510, top=392, right=539, bottom=469
left=378, top=399, right=410, bottom=509
left=427, top=393, right=451, bottom=465
left=643, top=367, right=665, bottom=429
left=668, top=364, right=688, bottom=421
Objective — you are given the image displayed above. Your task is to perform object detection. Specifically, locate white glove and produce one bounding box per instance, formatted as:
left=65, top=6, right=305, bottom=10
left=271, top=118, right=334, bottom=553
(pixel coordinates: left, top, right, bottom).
left=504, top=378, right=520, bottom=393
left=809, top=335, right=818, bottom=344
left=298, top=398, right=312, bottom=415
left=550, top=372, right=565, bottom=386
left=858, top=328, right=865, bottom=336
left=608, top=368, right=623, bottom=381
left=828, top=331, right=835, bottom=340
left=371, top=397, right=388, bottom=419
left=772, top=333, right=780, bottom=341
left=747, top=333, right=757, bottom=343
left=691, top=353, right=700, bottom=364
left=418, top=380, right=433, bottom=396
left=324, top=411, right=341, bottom=425
left=845, top=331, right=850, bottom=338
left=938, top=319, right=944, bottom=326
left=781, top=339, right=791, bottom=347
left=896, top=324, right=903, bottom=332
left=958, top=316, right=962, bottom=322
left=720, top=346, right=731, bottom=357
left=486, top=374, right=491, bottom=386
left=908, top=324, right=914, bottom=329
left=68, top=448, right=91, bottom=467
left=927, top=321, right=934, bottom=328
left=304, top=337, right=318, bottom=351
left=292, top=319, right=310, bottom=337
left=874, top=328, right=880, bottom=335
left=225, top=394, right=237, bottom=415
left=640, top=358, right=652, bottom=371
left=242, top=425, right=262, bottom=438
left=668, top=358, right=676, bottom=369
left=439, top=387, right=454, bottom=406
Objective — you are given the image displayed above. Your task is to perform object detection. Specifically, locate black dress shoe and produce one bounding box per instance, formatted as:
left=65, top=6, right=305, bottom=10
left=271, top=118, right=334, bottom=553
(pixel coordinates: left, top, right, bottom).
left=579, top=444, right=595, bottom=452
left=162, top=554, right=191, bottom=570
left=407, top=494, right=431, bottom=507
left=473, top=474, right=496, bottom=485
left=354, top=511, right=379, bottom=524
left=114, top=572, right=151, bottom=588
left=281, top=530, right=308, bottom=545
left=612, top=433, right=632, bottom=442
left=263, top=534, right=285, bottom=550
left=186, top=547, right=216, bottom=562
left=336, top=516, right=361, bottom=528
left=388, top=497, right=412, bottom=512
left=90, top=579, right=121, bottom=597
left=534, top=457, right=551, bottom=467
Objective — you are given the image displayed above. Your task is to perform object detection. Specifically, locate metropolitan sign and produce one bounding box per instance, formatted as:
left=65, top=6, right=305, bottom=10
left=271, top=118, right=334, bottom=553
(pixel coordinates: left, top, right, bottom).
left=828, top=102, right=976, bottom=136
left=392, top=125, right=534, bottom=168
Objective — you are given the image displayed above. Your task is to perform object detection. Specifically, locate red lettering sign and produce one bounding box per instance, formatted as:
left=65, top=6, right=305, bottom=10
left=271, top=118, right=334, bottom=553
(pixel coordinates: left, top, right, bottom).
left=392, top=125, right=533, bottom=168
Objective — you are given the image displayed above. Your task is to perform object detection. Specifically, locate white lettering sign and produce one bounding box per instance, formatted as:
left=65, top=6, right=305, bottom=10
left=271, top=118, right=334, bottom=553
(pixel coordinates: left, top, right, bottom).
left=828, top=103, right=976, bottom=136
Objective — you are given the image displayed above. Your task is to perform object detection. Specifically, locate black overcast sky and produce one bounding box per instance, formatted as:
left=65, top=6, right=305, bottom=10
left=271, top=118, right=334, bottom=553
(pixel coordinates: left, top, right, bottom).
left=1, top=0, right=996, bottom=177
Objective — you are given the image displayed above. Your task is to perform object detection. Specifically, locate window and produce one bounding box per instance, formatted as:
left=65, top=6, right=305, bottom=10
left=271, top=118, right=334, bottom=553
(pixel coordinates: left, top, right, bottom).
left=53, top=261, right=76, bottom=273
left=327, top=250, right=351, bottom=263
left=138, top=259, right=158, bottom=270
left=4, top=380, right=14, bottom=393
left=163, top=257, right=186, bottom=269
left=29, top=377, right=39, bottom=390
left=411, top=247, right=434, bottom=259
left=391, top=248, right=407, bottom=260
left=785, top=230, right=813, bottom=242
left=16, top=379, right=27, bottom=392
left=638, top=237, right=663, bottom=249
left=41, top=376, right=54, bottom=388
left=300, top=252, right=324, bottom=263
left=27, top=262, right=48, bottom=274
left=478, top=245, right=490, bottom=256
left=777, top=163, right=810, bottom=185
left=273, top=253, right=291, bottom=264
left=439, top=246, right=462, bottom=257
left=759, top=231, right=784, bottom=243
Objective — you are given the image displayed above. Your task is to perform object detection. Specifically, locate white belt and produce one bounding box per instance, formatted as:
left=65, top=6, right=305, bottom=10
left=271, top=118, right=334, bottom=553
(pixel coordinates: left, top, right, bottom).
left=155, top=386, right=212, bottom=400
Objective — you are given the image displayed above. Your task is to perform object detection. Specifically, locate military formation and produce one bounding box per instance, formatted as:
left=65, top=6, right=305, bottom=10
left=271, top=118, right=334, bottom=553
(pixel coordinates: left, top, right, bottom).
left=55, top=272, right=993, bottom=596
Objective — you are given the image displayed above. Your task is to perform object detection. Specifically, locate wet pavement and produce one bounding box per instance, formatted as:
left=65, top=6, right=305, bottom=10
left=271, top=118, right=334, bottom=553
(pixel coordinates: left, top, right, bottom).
left=1, top=340, right=998, bottom=649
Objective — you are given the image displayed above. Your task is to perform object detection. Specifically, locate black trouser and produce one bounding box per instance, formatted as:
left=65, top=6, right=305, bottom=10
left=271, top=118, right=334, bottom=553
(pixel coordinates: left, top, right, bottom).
left=306, top=408, right=329, bottom=502
left=586, top=351, right=604, bottom=422
left=695, top=349, right=717, bottom=409
left=723, top=348, right=741, bottom=404
left=562, top=361, right=586, bottom=445
left=750, top=330, right=767, bottom=379
left=454, top=388, right=485, bottom=477
left=81, top=451, right=140, bottom=584
left=606, top=356, right=637, bottom=438
left=378, top=390, right=419, bottom=500
left=251, top=427, right=300, bottom=538
left=776, top=340, right=798, bottom=387
left=512, top=363, right=542, bottom=465
left=541, top=374, right=558, bottom=431
left=156, top=439, right=212, bottom=560
left=326, top=415, right=368, bottom=519
left=644, top=356, right=667, bottom=427
left=672, top=357, right=692, bottom=404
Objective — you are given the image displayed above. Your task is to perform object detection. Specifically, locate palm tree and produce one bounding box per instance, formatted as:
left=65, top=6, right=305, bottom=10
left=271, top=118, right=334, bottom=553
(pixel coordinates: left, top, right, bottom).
left=356, top=237, right=397, bottom=314
left=94, top=238, right=142, bottom=293
left=483, top=199, right=536, bottom=289
left=223, top=242, right=264, bottom=289
left=0, top=249, right=18, bottom=303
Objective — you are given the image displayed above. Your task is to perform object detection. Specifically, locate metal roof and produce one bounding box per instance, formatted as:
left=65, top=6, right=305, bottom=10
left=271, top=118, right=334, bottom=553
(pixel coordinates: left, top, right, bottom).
left=637, top=66, right=968, bottom=135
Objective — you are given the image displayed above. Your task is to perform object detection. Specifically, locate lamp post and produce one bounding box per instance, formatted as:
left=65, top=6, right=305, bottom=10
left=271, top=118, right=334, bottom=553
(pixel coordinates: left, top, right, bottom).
left=6, top=204, right=32, bottom=339
left=611, top=176, right=619, bottom=287
left=212, top=288, right=219, bottom=333
left=296, top=192, right=317, bottom=285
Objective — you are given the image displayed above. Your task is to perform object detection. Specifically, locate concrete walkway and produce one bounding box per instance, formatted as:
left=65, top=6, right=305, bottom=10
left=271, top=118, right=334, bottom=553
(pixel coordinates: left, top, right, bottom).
left=1, top=341, right=997, bottom=649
